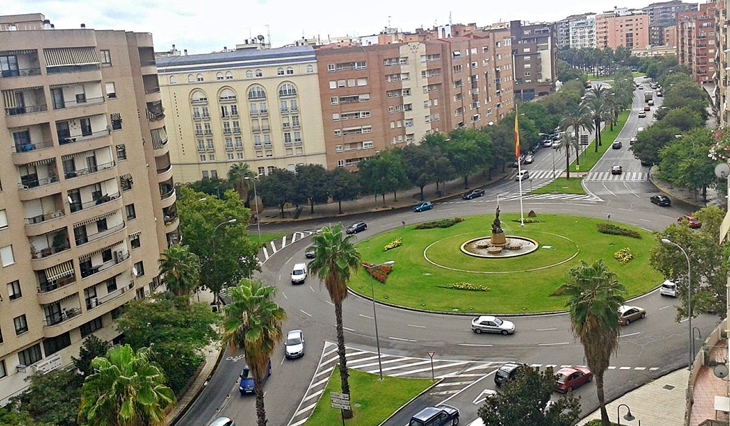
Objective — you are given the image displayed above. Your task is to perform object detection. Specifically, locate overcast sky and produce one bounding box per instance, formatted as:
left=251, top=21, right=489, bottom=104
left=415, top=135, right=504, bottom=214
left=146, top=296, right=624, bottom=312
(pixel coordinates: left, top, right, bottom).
left=7, top=0, right=662, bottom=54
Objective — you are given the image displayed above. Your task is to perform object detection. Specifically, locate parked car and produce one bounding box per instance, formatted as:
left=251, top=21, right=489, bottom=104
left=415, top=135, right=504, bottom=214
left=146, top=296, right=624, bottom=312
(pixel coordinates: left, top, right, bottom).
left=462, top=189, right=486, bottom=200
left=630, top=136, right=637, bottom=145
left=471, top=315, right=516, bottom=335
left=284, top=330, right=305, bottom=359
left=414, top=201, right=434, bottom=212
left=612, top=141, right=622, bottom=149
left=611, top=165, right=622, bottom=175
left=637, top=127, right=645, bottom=132
left=515, top=170, right=530, bottom=181
left=524, top=154, right=534, bottom=164
left=208, top=418, right=236, bottom=426
left=677, top=215, right=702, bottom=229
left=543, top=139, right=554, bottom=148
left=638, top=111, right=646, bottom=118
left=657, top=91, right=664, bottom=97
left=650, top=195, right=671, bottom=206
left=408, top=405, right=460, bottom=426
left=494, top=362, right=528, bottom=387
left=346, top=221, right=367, bottom=234
left=555, top=366, right=593, bottom=393
left=618, top=305, right=646, bottom=325
left=660, top=280, right=678, bottom=297
left=291, top=263, right=307, bottom=284
left=239, top=360, right=271, bottom=395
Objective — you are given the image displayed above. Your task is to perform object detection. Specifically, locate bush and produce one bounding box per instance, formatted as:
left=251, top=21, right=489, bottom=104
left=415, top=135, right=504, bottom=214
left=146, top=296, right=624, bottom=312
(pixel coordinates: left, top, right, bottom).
left=510, top=218, right=541, bottom=224
left=598, top=223, right=641, bottom=239
left=438, top=282, right=490, bottom=292
left=613, top=247, right=634, bottom=265
left=363, top=263, right=393, bottom=283
left=415, top=217, right=464, bottom=229
left=384, top=238, right=402, bottom=251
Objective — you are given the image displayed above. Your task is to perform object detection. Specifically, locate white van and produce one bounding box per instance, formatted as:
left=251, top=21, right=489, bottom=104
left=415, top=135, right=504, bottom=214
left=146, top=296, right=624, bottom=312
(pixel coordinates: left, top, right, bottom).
left=660, top=280, right=678, bottom=297
left=291, top=263, right=307, bottom=284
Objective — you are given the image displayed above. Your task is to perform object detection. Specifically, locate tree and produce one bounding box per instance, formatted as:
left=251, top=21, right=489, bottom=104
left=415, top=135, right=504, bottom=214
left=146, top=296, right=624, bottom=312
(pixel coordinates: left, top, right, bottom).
left=658, top=129, right=716, bottom=200
left=159, top=244, right=200, bottom=303
left=326, top=168, right=361, bottom=214
left=631, top=125, right=678, bottom=166
left=73, top=335, right=112, bottom=377
left=401, top=144, right=437, bottom=200
left=478, top=366, right=581, bottom=426
left=308, top=224, right=362, bottom=417
left=257, top=168, right=297, bottom=217
left=358, top=152, right=408, bottom=205
left=559, top=260, right=625, bottom=426
left=184, top=177, right=234, bottom=200
left=78, top=345, right=175, bottom=426
left=222, top=280, right=286, bottom=426
left=227, top=162, right=255, bottom=205
left=445, top=129, right=490, bottom=188
left=295, top=163, right=329, bottom=214
left=0, top=404, right=52, bottom=426
left=11, top=368, right=81, bottom=426
left=659, top=107, right=704, bottom=132
left=559, top=103, right=594, bottom=176
left=585, top=85, right=609, bottom=150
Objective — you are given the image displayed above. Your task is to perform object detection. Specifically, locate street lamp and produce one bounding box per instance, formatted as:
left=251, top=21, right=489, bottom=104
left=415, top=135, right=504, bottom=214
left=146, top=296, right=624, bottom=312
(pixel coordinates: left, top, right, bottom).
left=661, top=238, right=693, bottom=367
left=211, top=218, right=237, bottom=308
left=617, top=403, right=635, bottom=425
left=364, top=260, right=394, bottom=380
left=244, top=175, right=262, bottom=243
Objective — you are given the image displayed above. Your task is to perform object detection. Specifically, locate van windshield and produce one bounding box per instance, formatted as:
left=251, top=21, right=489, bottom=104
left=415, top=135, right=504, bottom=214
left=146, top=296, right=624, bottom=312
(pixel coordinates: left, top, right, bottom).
left=293, top=269, right=304, bottom=275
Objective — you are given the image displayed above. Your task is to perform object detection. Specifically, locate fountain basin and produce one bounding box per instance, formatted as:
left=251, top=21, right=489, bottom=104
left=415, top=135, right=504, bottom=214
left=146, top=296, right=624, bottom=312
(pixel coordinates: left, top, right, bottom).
left=460, top=236, right=539, bottom=258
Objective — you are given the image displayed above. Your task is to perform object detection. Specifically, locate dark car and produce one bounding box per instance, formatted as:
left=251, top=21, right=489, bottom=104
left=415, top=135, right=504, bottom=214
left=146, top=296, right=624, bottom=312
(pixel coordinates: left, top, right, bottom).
left=462, top=189, right=485, bottom=200
left=414, top=201, right=434, bottom=212
left=408, top=405, right=460, bottom=426
left=650, top=195, right=671, bottom=207
left=611, top=165, right=622, bottom=175
left=555, top=366, right=593, bottom=393
left=494, top=362, right=527, bottom=387
left=305, top=246, right=316, bottom=258
left=239, top=360, right=271, bottom=395
left=612, top=141, right=622, bottom=149
left=346, top=221, right=367, bottom=234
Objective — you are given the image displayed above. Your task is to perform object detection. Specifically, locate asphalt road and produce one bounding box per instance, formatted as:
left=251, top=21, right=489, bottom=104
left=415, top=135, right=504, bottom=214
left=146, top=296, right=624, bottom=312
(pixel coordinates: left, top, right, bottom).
left=180, top=77, right=719, bottom=426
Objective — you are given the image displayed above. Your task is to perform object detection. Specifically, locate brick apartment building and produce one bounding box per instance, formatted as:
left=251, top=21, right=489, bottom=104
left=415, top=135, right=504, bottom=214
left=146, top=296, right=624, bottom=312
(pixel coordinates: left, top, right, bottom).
left=677, top=2, right=717, bottom=84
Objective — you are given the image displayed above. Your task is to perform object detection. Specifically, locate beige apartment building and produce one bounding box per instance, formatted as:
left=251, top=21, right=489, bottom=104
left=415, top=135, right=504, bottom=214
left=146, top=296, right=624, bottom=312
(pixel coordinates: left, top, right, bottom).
left=716, top=0, right=728, bottom=127
left=0, top=13, right=177, bottom=404
left=596, top=9, right=650, bottom=50
left=155, top=46, right=327, bottom=182
left=678, top=2, right=717, bottom=84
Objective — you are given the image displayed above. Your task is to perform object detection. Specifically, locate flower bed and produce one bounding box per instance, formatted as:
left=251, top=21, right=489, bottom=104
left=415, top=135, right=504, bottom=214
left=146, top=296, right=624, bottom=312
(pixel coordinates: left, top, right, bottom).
left=437, top=282, right=490, bottom=292
left=598, top=223, right=641, bottom=239
left=384, top=238, right=402, bottom=251
left=613, top=247, right=634, bottom=265
left=414, top=217, right=464, bottom=229
left=363, top=262, right=393, bottom=283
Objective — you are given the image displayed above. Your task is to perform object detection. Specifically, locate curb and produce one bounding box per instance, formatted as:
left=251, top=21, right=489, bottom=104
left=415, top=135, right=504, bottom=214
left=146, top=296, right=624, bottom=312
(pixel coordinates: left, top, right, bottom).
left=648, top=169, right=708, bottom=209
left=377, top=378, right=445, bottom=426
left=168, top=343, right=227, bottom=426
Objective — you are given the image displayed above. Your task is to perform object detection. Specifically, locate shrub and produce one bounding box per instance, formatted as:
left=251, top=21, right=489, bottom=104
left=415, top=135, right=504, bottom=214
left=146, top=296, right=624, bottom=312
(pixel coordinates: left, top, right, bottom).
left=613, top=247, right=634, bottom=265
left=384, top=238, right=402, bottom=251
left=510, top=217, right=541, bottom=224
left=415, top=217, right=464, bottom=229
left=598, top=223, right=641, bottom=239
left=363, top=263, right=393, bottom=283
left=438, top=282, right=490, bottom=292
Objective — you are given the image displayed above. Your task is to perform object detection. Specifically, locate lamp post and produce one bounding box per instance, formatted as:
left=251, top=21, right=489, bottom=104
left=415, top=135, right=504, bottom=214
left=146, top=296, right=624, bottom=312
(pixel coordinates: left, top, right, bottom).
left=661, top=238, right=693, bottom=367
left=211, top=218, right=237, bottom=308
left=244, top=175, right=261, bottom=243
left=364, top=260, right=394, bottom=380
left=617, top=403, right=635, bottom=425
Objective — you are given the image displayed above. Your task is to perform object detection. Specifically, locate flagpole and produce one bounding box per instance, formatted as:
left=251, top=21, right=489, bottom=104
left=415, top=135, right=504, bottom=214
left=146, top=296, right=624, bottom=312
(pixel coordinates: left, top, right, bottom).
left=515, top=110, right=525, bottom=227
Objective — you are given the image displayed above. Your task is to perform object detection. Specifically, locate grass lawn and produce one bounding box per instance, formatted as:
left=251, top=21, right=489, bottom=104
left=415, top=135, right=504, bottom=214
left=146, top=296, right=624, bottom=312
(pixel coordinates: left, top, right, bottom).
left=350, top=214, right=661, bottom=314
left=305, top=368, right=433, bottom=425
left=569, top=110, right=629, bottom=173
left=257, top=232, right=287, bottom=246
left=531, top=177, right=585, bottom=195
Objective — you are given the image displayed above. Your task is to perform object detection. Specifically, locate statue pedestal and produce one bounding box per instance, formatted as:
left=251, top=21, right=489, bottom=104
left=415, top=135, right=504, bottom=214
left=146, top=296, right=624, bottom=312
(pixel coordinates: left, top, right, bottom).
left=491, top=232, right=507, bottom=247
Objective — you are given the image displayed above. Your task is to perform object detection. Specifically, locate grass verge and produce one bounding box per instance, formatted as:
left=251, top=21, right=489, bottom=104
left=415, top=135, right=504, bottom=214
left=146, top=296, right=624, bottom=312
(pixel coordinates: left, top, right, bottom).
left=569, top=110, right=629, bottom=173
left=531, top=177, right=585, bottom=195
left=305, top=368, right=433, bottom=425
left=256, top=232, right=288, bottom=246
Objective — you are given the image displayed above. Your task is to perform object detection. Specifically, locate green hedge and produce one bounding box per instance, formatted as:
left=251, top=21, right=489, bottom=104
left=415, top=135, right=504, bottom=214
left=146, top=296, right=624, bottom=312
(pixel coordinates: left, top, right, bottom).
left=415, top=217, right=464, bottom=229
left=597, top=223, right=641, bottom=239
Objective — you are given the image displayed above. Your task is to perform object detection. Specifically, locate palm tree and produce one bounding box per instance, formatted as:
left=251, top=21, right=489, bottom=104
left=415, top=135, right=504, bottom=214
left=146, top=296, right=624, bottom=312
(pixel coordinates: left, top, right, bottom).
left=159, top=244, right=200, bottom=303
left=308, top=224, right=362, bottom=416
left=559, top=103, right=594, bottom=179
left=585, top=85, right=608, bottom=150
left=78, top=344, right=175, bottom=426
left=222, top=280, right=286, bottom=426
left=227, top=162, right=254, bottom=205
left=559, top=260, right=625, bottom=426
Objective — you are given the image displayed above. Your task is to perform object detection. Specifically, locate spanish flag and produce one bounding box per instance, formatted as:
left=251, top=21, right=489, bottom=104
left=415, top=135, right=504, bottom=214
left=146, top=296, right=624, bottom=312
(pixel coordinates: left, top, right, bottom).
left=514, top=113, right=520, bottom=162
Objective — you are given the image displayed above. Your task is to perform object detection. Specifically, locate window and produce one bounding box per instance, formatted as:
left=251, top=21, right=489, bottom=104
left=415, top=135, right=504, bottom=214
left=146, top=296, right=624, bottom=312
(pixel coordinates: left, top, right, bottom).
left=330, top=97, right=338, bottom=105
left=125, top=204, right=136, bottom=220
left=7, top=280, right=21, bottom=300
left=133, top=261, right=145, bottom=277
left=170, top=76, right=177, bottom=84
left=216, top=72, right=224, bottom=80
left=255, top=69, right=263, bottom=77
left=111, top=113, right=122, bottom=130
left=267, top=166, right=275, bottom=174
left=286, top=67, right=294, bottom=75
left=248, top=86, right=266, bottom=100
left=105, top=82, right=116, bottom=99
left=202, top=170, right=209, bottom=178
left=120, top=174, right=133, bottom=191
left=327, top=64, right=335, bottom=72
left=0, top=360, right=5, bottom=379
left=14, top=315, right=28, bottom=335
left=0, top=245, right=14, bottom=267
left=277, top=67, right=285, bottom=76
left=196, top=74, right=204, bottom=82
left=0, top=210, right=7, bottom=229
left=258, top=166, right=265, bottom=176
left=329, top=81, right=336, bottom=89
left=187, top=74, right=195, bottom=83
left=80, top=317, right=103, bottom=338
left=106, top=278, right=117, bottom=293
left=279, top=83, right=297, bottom=97
left=18, top=344, right=42, bottom=366
left=43, top=332, right=71, bottom=356
left=246, top=70, right=253, bottom=78
left=357, top=78, right=368, bottom=86
left=100, top=49, right=112, bottom=65
left=116, top=144, right=127, bottom=160
left=225, top=71, right=233, bottom=80
left=306, top=64, right=314, bottom=73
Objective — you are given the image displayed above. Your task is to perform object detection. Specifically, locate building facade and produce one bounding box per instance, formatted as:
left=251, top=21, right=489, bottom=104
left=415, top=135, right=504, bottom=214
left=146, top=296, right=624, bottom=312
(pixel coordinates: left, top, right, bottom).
left=0, top=13, right=177, bottom=404
left=595, top=9, right=651, bottom=50
left=716, top=0, right=728, bottom=127
left=569, top=15, right=597, bottom=49
left=677, top=2, right=717, bottom=84
left=643, top=0, right=699, bottom=27
left=510, top=21, right=557, bottom=101
left=155, top=47, right=327, bottom=182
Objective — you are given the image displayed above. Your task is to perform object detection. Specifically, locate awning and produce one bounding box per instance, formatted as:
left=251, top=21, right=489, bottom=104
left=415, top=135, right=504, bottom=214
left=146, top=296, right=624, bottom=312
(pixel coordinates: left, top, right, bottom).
left=43, top=47, right=99, bottom=67
left=61, top=151, right=90, bottom=160
left=45, top=261, right=74, bottom=281
left=24, top=158, right=55, bottom=167
left=129, top=231, right=141, bottom=238
left=73, top=211, right=117, bottom=228
left=1, top=49, right=35, bottom=55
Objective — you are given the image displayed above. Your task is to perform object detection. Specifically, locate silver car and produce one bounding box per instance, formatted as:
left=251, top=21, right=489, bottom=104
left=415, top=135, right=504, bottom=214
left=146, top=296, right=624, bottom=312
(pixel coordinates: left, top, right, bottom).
left=285, top=330, right=305, bottom=358
left=471, top=315, right=515, bottom=335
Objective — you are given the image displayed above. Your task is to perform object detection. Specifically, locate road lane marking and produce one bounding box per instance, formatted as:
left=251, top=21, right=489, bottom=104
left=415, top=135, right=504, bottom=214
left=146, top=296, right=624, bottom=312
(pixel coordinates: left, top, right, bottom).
left=536, top=328, right=557, bottom=331
left=538, top=342, right=569, bottom=346
left=326, top=300, right=334, bottom=307
left=620, top=366, right=631, bottom=370
left=620, top=332, right=640, bottom=337
left=408, top=324, right=426, bottom=328
left=300, top=310, right=312, bottom=317
left=343, top=326, right=355, bottom=332
left=458, top=343, right=493, bottom=347
left=281, top=292, right=288, bottom=299
left=359, top=313, right=373, bottom=320
left=388, top=336, right=417, bottom=342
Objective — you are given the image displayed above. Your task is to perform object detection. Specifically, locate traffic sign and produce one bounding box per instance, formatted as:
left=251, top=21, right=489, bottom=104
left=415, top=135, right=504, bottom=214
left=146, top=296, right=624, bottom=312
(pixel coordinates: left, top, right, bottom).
left=331, top=401, right=351, bottom=410
left=330, top=392, right=350, bottom=401
left=330, top=392, right=351, bottom=410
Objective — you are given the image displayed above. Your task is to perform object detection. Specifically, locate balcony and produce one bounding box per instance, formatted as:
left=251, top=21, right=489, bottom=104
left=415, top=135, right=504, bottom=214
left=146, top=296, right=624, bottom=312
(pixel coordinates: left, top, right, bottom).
left=58, top=128, right=110, bottom=146
left=157, top=163, right=173, bottom=181
left=81, top=250, right=130, bottom=280
left=54, top=95, right=104, bottom=110
left=64, top=160, right=115, bottom=180
left=12, top=139, right=54, bottom=154
left=5, top=103, right=47, bottom=117
left=146, top=107, right=165, bottom=121
left=70, top=192, right=121, bottom=214
left=87, top=282, right=134, bottom=311
left=43, top=306, right=81, bottom=327
left=160, top=185, right=175, bottom=200
left=36, top=275, right=77, bottom=306
left=75, top=223, right=126, bottom=248
left=0, top=67, right=41, bottom=79
left=19, top=174, right=59, bottom=190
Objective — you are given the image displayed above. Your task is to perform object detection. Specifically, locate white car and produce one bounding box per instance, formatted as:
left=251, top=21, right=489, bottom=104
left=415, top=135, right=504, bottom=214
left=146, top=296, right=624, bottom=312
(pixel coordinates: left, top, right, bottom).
left=291, top=263, right=307, bottom=284
left=471, top=315, right=516, bottom=335
left=284, top=330, right=305, bottom=358
left=660, top=280, right=678, bottom=297
left=515, top=170, right=529, bottom=181
left=524, top=154, right=534, bottom=164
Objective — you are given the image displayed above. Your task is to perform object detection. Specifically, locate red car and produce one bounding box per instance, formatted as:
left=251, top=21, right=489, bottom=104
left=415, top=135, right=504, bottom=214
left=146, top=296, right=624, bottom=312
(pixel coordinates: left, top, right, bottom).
left=644, top=106, right=651, bottom=111
left=677, top=215, right=702, bottom=229
left=555, top=366, right=593, bottom=393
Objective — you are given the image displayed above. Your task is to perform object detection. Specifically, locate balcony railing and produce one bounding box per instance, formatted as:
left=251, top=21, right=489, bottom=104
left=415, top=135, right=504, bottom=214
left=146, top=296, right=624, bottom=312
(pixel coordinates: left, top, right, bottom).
left=81, top=251, right=130, bottom=279
left=58, top=129, right=111, bottom=146
left=5, top=104, right=48, bottom=116
left=20, top=175, right=59, bottom=189
left=160, top=187, right=175, bottom=200
left=1, top=67, right=41, bottom=77
left=44, top=307, right=81, bottom=326
left=26, top=210, right=64, bottom=225
left=152, top=138, right=168, bottom=150
left=75, top=222, right=125, bottom=247
left=146, top=108, right=165, bottom=121
left=70, top=192, right=120, bottom=213
left=37, top=275, right=76, bottom=293
left=13, top=139, right=54, bottom=153
left=157, top=163, right=172, bottom=174
left=54, top=96, right=104, bottom=110
left=87, top=282, right=134, bottom=309
left=64, top=160, right=115, bottom=179
left=31, top=242, right=70, bottom=259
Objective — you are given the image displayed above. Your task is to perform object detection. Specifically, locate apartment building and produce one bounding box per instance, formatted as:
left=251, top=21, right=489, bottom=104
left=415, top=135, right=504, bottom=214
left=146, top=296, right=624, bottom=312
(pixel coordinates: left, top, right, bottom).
left=510, top=21, right=556, bottom=101
left=716, top=0, right=728, bottom=127
left=595, top=9, right=650, bottom=50
left=0, top=13, right=177, bottom=404
left=677, top=2, right=717, bottom=84
left=665, top=25, right=679, bottom=46
left=569, top=15, right=597, bottom=49
left=315, top=25, right=514, bottom=170
left=155, top=46, right=327, bottom=182
left=643, top=0, right=699, bottom=27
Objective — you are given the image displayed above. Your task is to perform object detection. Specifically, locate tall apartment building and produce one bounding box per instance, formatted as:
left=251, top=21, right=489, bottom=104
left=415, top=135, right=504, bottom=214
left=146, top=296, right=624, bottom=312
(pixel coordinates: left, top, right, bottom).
left=510, top=21, right=557, bottom=101
left=716, top=0, right=728, bottom=127
left=569, top=15, right=597, bottom=49
left=664, top=25, right=679, bottom=46
left=643, top=0, right=699, bottom=26
left=677, top=2, right=717, bottom=84
left=155, top=46, right=327, bottom=182
left=0, top=13, right=177, bottom=404
left=316, top=25, right=514, bottom=170
left=595, top=8, right=650, bottom=50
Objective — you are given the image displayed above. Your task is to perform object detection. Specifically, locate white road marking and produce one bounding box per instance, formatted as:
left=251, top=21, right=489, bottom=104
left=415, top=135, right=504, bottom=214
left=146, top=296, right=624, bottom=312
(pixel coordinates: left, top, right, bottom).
left=538, top=342, right=569, bottom=346
left=359, top=313, right=373, bottom=320
left=300, top=310, right=311, bottom=317
left=408, top=324, right=426, bottom=328
left=620, top=332, right=640, bottom=337
left=458, top=343, right=493, bottom=347
left=536, top=328, right=557, bottom=331
left=343, top=326, right=355, bottom=332
left=388, top=336, right=417, bottom=342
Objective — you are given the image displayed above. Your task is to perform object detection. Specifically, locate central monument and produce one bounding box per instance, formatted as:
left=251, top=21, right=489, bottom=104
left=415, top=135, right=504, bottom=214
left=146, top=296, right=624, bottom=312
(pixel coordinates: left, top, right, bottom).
left=490, top=205, right=507, bottom=247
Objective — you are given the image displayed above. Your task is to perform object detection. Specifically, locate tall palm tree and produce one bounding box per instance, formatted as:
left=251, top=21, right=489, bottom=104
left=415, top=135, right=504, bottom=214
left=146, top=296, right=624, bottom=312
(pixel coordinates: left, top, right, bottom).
left=308, top=224, right=362, bottom=415
left=585, top=85, right=608, bottom=150
left=559, top=103, right=594, bottom=179
left=222, top=280, right=286, bottom=426
left=78, top=344, right=175, bottom=426
left=559, top=260, right=625, bottom=426
left=159, top=244, right=200, bottom=303
left=227, top=162, right=254, bottom=204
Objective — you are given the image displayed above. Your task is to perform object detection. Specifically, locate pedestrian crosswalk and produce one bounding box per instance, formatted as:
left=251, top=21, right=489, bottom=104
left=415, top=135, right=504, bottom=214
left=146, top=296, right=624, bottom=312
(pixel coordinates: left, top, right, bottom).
left=260, top=230, right=315, bottom=263
left=514, top=169, right=648, bottom=182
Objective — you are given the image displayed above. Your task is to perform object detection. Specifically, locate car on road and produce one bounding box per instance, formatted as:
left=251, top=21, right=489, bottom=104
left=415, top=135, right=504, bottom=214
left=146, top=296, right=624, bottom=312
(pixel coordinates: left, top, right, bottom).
left=660, top=280, right=678, bottom=297
left=638, top=111, right=646, bottom=118
left=284, top=330, right=305, bottom=359
left=648, top=99, right=655, bottom=106
left=677, top=215, right=702, bottom=229
left=471, top=315, right=516, bottom=335
left=543, top=139, right=553, bottom=148
left=515, top=170, right=530, bottom=181
left=524, top=154, right=534, bottom=164
left=618, top=305, right=646, bottom=325
left=305, top=245, right=316, bottom=259
left=650, top=195, right=671, bottom=206
left=408, top=405, right=460, bottom=426
left=291, top=263, right=307, bottom=284
left=611, top=165, right=622, bottom=175
left=644, top=106, right=651, bottom=111
left=630, top=136, right=637, bottom=145
left=657, top=91, right=663, bottom=97
left=494, top=362, right=528, bottom=387
left=346, top=221, right=367, bottom=234
left=555, top=366, right=593, bottom=393
left=413, top=201, right=434, bottom=212
left=612, top=141, right=622, bottom=149
left=462, top=188, right=486, bottom=200
left=208, top=417, right=236, bottom=426
left=239, top=360, right=271, bottom=395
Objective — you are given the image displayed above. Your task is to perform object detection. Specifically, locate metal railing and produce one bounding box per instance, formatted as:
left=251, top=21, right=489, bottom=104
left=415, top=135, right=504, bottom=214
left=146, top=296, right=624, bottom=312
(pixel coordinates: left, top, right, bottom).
left=157, top=163, right=172, bottom=174
left=26, top=210, right=64, bottom=225
left=95, top=282, right=134, bottom=307
left=37, top=276, right=76, bottom=294
left=1, top=67, right=41, bottom=77
left=44, top=308, right=81, bottom=326
left=13, top=140, right=54, bottom=153
left=70, top=192, right=120, bottom=213
left=54, top=96, right=104, bottom=110
left=19, top=175, right=59, bottom=189
left=146, top=108, right=165, bottom=121
left=81, top=251, right=130, bottom=279
left=5, top=104, right=47, bottom=116
left=64, top=160, right=115, bottom=179
left=75, top=222, right=125, bottom=246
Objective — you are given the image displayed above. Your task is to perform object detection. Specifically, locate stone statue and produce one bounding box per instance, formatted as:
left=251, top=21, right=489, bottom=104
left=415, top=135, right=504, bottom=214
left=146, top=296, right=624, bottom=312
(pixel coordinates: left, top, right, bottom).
left=491, top=205, right=503, bottom=234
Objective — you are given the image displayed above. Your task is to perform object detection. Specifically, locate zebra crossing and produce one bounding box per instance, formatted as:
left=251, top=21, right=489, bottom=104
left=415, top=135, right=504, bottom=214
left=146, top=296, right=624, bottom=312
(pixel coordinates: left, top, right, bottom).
left=514, top=169, right=648, bottom=182
left=260, top=230, right=316, bottom=263
left=446, top=192, right=603, bottom=204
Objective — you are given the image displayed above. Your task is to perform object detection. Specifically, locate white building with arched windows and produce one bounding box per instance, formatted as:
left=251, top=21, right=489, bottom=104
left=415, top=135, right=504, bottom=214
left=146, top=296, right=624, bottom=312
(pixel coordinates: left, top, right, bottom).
left=156, top=46, right=326, bottom=183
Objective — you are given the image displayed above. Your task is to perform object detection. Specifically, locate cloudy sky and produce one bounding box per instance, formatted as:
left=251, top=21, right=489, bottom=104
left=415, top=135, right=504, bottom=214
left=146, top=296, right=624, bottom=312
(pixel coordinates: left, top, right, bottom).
left=7, top=0, right=657, bottom=54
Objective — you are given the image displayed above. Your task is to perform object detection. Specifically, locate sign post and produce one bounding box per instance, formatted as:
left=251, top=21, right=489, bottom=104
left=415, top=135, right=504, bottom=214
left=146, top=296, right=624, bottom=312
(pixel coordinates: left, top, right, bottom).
left=330, top=392, right=351, bottom=425
left=427, top=352, right=436, bottom=381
